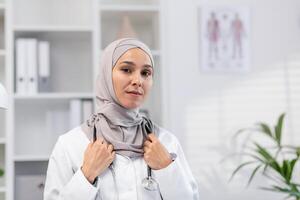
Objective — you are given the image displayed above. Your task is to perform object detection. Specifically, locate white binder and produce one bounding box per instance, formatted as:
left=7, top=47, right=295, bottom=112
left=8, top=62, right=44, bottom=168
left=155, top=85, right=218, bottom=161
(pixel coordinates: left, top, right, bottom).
left=26, top=39, right=38, bottom=94
left=38, top=41, right=51, bottom=92
left=16, top=39, right=28, bottom=94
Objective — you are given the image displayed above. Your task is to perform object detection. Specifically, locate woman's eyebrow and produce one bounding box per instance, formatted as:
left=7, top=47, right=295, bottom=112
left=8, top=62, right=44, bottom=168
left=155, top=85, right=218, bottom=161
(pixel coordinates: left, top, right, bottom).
left=121, top=61, right=135, bottom=65
left=144, top=64, right=152, bottom=68
left=121, top=61, right=152, bottom=68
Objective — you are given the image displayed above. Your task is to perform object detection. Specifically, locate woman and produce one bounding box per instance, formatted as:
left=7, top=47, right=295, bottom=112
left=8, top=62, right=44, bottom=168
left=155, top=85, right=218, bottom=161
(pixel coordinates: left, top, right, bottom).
left=44, top=38, right=199, bottom=200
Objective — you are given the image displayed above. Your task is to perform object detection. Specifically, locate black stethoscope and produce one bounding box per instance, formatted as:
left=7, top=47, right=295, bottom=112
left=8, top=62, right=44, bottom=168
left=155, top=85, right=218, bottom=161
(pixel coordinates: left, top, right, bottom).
left=93, top=123, right=163, bottom=199
left=141, top=120, right=160, bottom=192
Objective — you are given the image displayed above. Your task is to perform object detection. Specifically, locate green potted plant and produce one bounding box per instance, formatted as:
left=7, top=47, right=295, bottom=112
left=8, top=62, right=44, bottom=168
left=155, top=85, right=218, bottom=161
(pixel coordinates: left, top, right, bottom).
left=230, top=113, right=300, bottom=200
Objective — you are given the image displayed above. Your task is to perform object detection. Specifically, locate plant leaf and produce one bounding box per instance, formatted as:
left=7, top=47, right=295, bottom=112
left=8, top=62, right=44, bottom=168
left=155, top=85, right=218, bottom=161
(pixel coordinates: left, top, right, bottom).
left=261, top=185, right=300, bottom=198
left=229, top=161, right=257, bottom=181
left=255, top=143, right=281, bottom=173
left=247, top=164, right=262, bottom=186
left=257, top=122, right=274, bottom=139
left=274, top=113, right=285, bottom=146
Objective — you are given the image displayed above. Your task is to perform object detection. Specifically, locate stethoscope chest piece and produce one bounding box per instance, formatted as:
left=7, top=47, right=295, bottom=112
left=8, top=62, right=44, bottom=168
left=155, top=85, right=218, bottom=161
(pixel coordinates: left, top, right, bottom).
left=142, top=175, right=159, bottom=191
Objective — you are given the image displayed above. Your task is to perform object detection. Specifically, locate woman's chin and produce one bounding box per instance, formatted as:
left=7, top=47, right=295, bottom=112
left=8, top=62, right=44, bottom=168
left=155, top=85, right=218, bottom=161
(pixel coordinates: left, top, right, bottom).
left=121, top=101, right=143, bottom=110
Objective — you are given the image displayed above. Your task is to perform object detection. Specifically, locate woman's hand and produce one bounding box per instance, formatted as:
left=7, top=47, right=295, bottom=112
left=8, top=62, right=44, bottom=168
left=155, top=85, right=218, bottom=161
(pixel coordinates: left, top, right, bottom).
left=143, top=133, right=172, bottom=170
left=81, top=138, right=115, bottom=183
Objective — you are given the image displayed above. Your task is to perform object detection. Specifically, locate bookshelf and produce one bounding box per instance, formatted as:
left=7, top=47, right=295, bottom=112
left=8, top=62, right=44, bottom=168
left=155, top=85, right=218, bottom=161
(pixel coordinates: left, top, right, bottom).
left=0, top=1, right=6, bottom=200
left=1, top=0, right=165, bottom=200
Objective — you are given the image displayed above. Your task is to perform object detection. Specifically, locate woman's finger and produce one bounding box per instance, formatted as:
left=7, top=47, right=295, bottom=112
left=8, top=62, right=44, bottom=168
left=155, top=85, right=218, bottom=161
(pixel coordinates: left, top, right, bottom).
left=110, top=151, right=116, bottom=162
left=88, top=142, right=93, bottom=148
left=96, top=137, right=104, bottom=144
left=147, top=133, right=156, bottom=142
left=144, top=140, right=151, bottom=147
left=143, top=146, right=150, bottom=153
left=107, top=144, right=114, bottom=152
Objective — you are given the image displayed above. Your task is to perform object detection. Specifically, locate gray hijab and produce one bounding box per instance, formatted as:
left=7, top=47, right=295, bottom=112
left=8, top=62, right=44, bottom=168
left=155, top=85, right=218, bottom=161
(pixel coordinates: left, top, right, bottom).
left=81, top=38, right=157, bottom=158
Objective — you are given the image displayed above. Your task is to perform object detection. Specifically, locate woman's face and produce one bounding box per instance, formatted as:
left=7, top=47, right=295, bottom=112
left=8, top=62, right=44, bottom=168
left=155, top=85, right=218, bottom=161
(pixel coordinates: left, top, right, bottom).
left=112, top=48, right=153, bottom=109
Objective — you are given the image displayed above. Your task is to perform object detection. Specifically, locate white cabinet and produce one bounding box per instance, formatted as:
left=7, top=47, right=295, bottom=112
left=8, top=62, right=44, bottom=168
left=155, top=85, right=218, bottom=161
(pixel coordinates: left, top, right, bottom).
left=0, top=1, right=7, bottom=199
left=2, top=0, right=165, bottom=199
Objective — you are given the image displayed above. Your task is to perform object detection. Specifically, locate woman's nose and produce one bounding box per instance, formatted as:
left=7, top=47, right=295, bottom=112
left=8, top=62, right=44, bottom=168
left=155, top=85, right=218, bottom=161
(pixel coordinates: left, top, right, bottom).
left=132, top=74, right=142, bottom=86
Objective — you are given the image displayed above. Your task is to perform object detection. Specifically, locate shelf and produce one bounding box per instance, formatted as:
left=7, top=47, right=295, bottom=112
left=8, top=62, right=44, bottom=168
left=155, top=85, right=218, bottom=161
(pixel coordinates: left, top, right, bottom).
left=14, top=93, right=94, bottom=100
left=14, top=155, right=49, bottom=162
left=14, top=25, right=92, bottom=32
left=14, top=100, right=71, bottom=156
left=14, top=31, right=93, bottom=93
left=99, top=5, right=159, bottom=12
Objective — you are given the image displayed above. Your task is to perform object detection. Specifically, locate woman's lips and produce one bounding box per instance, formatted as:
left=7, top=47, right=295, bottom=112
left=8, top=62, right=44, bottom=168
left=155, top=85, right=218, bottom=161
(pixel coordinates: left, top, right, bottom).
left=126, top=91, right=142, bottom=96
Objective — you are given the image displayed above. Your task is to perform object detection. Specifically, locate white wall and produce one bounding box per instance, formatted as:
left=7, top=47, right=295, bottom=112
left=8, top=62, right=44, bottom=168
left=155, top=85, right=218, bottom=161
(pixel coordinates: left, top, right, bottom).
left=163, top=0, right=300, bottom=199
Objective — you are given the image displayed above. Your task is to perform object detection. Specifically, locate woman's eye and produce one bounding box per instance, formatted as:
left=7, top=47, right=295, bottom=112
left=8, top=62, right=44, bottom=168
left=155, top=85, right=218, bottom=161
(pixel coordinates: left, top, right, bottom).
left=142, top=70, right=152, bottom=77
left=121, top=68, right=131, bottom=73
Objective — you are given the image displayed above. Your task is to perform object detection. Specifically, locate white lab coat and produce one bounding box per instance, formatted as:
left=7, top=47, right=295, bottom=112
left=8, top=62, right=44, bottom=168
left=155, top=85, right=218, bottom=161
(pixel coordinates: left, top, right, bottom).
left=44, top=126, right=199, bottom=200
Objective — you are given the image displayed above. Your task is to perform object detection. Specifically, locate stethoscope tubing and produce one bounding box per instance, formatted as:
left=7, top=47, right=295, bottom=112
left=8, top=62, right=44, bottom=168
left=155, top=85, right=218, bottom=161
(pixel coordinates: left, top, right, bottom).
left=92, top=124, right=163, bottom=200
